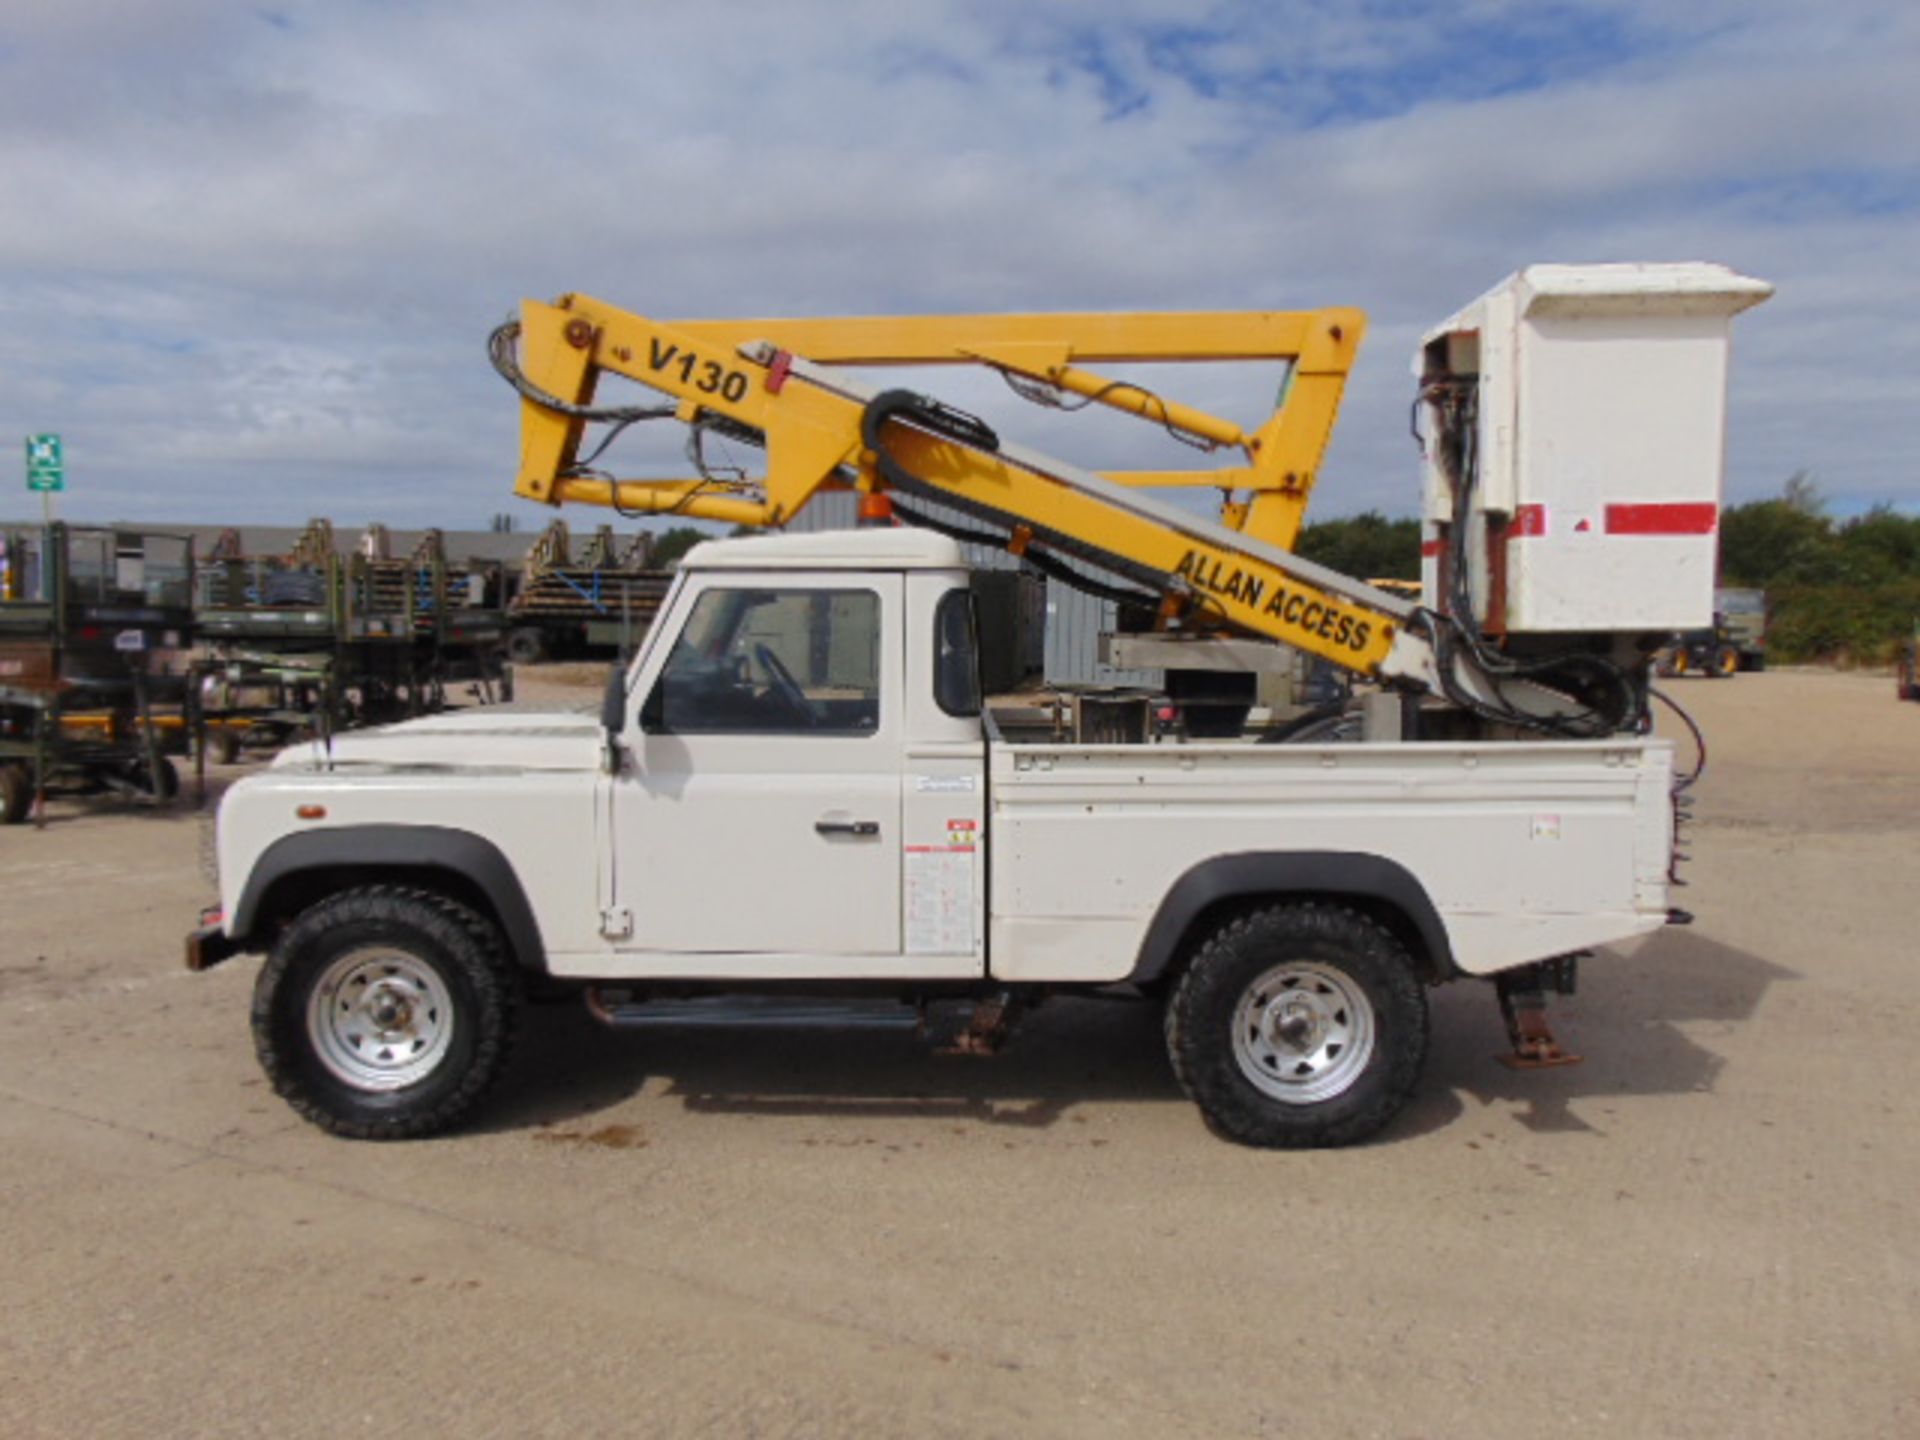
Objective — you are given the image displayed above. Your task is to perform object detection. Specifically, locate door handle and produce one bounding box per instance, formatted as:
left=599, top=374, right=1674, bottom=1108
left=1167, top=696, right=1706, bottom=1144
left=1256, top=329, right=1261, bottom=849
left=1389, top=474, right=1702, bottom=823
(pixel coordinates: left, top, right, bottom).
left=815, top=819, right=880, bottom=837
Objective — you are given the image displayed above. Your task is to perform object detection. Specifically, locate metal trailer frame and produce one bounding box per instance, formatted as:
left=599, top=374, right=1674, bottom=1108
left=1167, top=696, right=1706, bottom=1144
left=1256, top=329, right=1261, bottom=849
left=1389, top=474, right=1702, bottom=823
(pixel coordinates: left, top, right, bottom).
left=192, top=521, right=512, bottom=761
left=0, top=522, right=199, bottom=826
left=503, top=520, right=671, bottom=663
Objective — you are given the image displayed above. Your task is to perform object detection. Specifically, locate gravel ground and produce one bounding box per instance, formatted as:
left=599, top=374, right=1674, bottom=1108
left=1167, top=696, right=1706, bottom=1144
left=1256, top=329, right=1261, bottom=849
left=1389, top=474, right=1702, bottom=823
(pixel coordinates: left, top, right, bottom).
left=1, top=667, right=1914, bottom=1438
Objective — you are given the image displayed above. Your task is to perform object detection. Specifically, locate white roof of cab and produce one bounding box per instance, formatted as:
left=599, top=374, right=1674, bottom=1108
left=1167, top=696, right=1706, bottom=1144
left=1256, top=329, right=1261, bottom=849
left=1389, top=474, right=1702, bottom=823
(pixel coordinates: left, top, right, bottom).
left=683, top=526, right=967, bottom=571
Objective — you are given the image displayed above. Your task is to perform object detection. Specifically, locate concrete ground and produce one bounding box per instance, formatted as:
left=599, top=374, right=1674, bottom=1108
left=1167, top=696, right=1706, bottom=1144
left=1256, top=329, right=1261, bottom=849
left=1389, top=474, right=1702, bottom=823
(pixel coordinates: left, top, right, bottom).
left=1, top=669, right=1915, bottom=1437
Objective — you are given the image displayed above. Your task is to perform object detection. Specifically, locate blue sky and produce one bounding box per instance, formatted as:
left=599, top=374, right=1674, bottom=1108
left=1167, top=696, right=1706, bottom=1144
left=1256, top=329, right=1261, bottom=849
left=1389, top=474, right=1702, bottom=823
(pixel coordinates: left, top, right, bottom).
left=1, top=0, right=1915, bottom=530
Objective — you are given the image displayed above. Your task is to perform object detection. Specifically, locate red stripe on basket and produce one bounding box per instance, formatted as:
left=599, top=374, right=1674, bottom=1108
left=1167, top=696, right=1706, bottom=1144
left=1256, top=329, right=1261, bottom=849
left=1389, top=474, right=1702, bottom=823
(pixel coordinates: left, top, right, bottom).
left=1605, top=502, right=1718, bottom=536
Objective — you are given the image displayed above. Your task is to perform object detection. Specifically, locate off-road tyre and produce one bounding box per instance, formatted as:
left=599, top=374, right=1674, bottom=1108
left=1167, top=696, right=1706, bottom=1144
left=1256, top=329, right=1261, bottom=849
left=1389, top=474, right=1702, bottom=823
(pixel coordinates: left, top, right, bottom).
left=1715, top=647, right=1739, bottom=678
left=206, top=726, right=242, bottom=765
left=0, top=763, right=30, bottom=825
left=144, top=755, right=180, bottom=801
left=251, top=885, right=520, bottom=1140
left=1164, top=902, right=1428, bottom=1148
left=506, top=627, right=547, bottom=665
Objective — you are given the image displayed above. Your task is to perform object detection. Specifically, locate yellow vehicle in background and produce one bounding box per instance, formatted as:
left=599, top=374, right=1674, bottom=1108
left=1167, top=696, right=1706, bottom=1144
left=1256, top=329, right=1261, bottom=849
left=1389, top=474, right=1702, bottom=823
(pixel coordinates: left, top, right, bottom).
left=1658, top=616, right=1745, bottom=679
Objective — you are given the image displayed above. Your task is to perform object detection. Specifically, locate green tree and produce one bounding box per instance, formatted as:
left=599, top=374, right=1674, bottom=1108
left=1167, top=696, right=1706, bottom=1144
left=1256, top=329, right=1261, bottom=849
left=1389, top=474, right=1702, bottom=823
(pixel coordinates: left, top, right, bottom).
left=1718, top=476, right=1920, bottom=664
left=1834, top=506, right=1920, bottom=584
left=1781, top=468, right=1825, bottom=516
left=1718, top=499, right=1835, bottom=586
left=650, top=525, right=714, bottom=567
left=1295, top=511, right=1421, bottom=580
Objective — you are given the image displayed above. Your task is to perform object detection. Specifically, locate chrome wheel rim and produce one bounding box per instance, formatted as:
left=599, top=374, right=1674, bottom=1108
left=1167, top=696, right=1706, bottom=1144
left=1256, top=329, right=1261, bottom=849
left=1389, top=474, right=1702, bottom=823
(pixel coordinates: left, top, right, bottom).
left=1231, top=961, right=1375, bottom=1104
left=306, top=947, right=455, bottom=1092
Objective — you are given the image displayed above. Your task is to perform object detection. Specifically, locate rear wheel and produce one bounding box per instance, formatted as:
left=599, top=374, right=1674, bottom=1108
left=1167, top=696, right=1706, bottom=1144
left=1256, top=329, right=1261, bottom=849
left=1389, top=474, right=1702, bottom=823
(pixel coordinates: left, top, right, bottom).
left=114, top=754, right=179, bottom=802
left=251, top=886, right=520, bottom=1139
left=1165, top=903, right=1428, bottom=1148
left=506, top=627, right=547, bottom=665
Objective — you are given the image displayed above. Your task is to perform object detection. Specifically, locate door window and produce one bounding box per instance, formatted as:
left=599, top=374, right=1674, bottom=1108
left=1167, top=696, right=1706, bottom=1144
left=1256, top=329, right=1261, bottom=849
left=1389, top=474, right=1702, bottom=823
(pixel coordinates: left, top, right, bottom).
left=933, top=588, right=981, bottom=717
left=643, top=587, right=880, bottom=735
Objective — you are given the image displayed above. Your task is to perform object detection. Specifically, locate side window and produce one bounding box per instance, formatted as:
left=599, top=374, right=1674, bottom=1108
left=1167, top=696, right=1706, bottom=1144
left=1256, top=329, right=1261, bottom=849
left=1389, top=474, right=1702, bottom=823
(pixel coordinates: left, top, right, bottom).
left=643, top=587, right=880, bottom=736
left=933, top=588, right=981, bottom=718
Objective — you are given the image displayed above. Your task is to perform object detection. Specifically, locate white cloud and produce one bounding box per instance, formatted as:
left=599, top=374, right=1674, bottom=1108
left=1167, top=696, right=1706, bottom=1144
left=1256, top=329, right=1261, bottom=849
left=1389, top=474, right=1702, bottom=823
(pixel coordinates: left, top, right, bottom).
left=0, top=0, right=1913, bottom=530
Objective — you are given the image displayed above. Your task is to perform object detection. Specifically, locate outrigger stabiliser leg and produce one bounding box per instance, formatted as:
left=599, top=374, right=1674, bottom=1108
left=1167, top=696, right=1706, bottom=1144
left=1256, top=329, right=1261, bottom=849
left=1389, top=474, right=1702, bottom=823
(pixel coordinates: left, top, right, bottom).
left=1494, top=955, right=1586, bottom=1069
left=933, top=989, right=1027, bottom=1057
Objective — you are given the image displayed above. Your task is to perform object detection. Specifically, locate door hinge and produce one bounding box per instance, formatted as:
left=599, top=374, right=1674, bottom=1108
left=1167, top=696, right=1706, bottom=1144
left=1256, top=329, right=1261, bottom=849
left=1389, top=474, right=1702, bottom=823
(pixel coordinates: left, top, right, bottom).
left=599, top=907, right=634, bottom=941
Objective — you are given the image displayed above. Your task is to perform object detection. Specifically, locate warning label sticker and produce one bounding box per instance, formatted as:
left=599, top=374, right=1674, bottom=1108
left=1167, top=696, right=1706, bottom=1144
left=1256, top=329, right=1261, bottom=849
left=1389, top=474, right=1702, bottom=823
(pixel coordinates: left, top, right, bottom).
left=905, top=847, right=975, bottom=955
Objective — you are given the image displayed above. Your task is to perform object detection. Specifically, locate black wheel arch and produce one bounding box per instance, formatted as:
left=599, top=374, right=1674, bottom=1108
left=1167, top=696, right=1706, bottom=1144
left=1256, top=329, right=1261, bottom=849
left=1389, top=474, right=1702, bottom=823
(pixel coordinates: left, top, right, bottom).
left=230, top=825, right=548, bottom=976
left=1128, top=851, right=1456, bottom=987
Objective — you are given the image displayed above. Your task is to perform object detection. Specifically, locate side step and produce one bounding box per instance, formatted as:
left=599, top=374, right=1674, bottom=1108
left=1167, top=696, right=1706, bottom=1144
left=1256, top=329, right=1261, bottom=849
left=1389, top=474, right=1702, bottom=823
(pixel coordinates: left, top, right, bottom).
left=585, top=991, right=922, bottom=1032
left=581, top=988, right=1027, bottom=1054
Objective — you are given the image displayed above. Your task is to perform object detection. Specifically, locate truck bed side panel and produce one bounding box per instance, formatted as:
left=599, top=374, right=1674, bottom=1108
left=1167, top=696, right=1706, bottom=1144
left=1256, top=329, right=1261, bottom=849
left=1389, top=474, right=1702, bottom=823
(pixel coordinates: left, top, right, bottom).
left=987, top=740, right=1673, bottom=982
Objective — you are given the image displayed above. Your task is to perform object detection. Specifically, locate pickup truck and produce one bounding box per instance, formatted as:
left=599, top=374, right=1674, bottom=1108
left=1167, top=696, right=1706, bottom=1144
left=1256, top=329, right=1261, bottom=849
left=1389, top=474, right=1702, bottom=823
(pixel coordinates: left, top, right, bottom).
left=191, top=528, right=1681, bottom=1148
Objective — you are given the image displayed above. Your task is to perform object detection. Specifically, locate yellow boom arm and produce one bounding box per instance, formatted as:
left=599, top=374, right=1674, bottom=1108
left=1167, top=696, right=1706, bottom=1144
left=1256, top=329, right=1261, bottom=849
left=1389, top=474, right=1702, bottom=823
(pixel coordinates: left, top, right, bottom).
left=503, top=296, right=1428, bottom=682
left=512, top=295, right=1362, bottom=552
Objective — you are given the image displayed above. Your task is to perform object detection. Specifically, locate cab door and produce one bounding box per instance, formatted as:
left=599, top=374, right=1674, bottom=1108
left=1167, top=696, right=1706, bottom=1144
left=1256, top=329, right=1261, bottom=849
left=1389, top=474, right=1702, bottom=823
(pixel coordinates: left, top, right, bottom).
left=610, top=572, right=903, bottom=969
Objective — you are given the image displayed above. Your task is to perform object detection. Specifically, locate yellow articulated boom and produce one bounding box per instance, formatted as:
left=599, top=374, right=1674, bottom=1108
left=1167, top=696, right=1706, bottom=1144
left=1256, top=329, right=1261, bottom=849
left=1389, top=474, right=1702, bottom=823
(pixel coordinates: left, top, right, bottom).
left=493, top=295, right=1444, bottom=690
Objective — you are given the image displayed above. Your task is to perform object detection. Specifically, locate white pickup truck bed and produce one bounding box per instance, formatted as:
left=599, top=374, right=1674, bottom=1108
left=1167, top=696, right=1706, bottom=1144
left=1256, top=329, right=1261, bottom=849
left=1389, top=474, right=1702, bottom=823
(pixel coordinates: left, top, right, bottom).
left=988, top=737, right=1676, bottom=982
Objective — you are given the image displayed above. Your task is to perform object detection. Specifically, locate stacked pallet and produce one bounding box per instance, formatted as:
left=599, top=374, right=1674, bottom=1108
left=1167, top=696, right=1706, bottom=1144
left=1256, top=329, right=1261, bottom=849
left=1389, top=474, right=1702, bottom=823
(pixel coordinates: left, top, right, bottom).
left=500, top=521, right=670, bottom=659
left=509, top=567, right=672, bottom=626
left=357, top=559, right=477, bottom=633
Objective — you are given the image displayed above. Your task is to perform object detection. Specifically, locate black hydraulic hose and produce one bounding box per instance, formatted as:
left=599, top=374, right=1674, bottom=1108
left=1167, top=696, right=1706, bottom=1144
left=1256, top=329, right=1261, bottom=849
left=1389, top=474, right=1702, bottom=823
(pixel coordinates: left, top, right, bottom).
left=863, top=390, right=1159, bottom=609
left=487, top=319, right=678, bottom=427
left=861, top=387, right=1001, bottom=455
left=1650, top=685, right=1707, bottom=790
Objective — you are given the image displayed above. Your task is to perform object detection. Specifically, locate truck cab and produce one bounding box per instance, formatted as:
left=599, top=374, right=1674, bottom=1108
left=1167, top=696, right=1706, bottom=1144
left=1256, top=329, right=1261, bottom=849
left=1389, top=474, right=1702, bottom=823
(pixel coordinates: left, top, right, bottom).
left=602, top=528, right=985, bottom=976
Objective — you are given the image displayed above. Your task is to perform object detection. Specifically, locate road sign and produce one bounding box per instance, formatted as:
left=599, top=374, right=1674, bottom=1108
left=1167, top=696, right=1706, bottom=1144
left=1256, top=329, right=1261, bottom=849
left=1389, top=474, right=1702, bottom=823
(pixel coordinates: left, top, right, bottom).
left=26, top=434, right=64, bottom=493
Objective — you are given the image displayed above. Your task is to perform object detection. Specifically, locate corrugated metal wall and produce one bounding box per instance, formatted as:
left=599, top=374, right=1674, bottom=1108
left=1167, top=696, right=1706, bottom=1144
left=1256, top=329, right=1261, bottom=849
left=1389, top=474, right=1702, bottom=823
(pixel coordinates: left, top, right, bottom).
left=1042, top=587, right=1162, bottom=689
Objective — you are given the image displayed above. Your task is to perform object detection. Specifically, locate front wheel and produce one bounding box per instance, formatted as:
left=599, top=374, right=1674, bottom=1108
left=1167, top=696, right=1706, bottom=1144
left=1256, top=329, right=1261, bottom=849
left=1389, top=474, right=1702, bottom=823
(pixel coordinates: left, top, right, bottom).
left=1165, top=903, right=1428, bottom=1148
left=251, top=886, right=520, bottom=1139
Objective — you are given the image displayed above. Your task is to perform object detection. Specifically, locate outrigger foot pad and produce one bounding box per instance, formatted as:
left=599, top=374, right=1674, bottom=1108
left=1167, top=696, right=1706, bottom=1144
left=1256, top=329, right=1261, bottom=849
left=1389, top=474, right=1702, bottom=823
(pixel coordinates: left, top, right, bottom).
left=1494, top=958, right=1585, bottom=1070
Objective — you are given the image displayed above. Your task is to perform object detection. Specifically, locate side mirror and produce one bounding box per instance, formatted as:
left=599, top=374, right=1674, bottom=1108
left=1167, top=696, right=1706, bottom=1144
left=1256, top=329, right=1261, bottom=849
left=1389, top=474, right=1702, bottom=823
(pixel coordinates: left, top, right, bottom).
left=601, top=664, right=628, bottom=738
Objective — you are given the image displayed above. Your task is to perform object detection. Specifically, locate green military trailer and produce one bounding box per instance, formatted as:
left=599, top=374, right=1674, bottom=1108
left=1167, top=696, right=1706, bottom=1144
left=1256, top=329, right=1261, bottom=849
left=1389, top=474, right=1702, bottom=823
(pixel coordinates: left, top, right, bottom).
left=0, top=523, right=196, bottom=824
left=194, top=521, right=512, bottom=756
